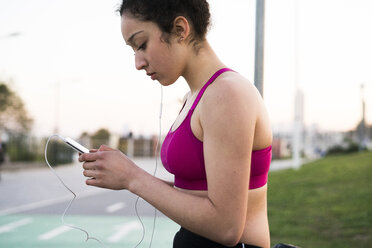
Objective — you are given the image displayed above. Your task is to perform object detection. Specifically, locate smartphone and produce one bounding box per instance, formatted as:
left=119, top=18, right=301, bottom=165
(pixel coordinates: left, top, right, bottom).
left=64, top=137, right=90, bottom=154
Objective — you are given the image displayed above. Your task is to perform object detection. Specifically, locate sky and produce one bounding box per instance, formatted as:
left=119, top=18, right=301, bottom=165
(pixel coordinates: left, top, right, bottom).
left=0, top=0, right=371, bottom=139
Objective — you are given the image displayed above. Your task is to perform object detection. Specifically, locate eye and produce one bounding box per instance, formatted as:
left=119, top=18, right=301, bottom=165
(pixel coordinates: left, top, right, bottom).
left=138, top=42, right=147, bottom=51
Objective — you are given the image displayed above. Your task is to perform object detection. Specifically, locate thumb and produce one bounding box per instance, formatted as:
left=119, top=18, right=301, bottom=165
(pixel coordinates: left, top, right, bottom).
left=98, top=144, right=115, bottom=151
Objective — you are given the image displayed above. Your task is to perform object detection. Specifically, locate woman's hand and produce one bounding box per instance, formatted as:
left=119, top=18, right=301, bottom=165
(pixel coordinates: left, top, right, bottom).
left=78, top=145, right=138, bottom=190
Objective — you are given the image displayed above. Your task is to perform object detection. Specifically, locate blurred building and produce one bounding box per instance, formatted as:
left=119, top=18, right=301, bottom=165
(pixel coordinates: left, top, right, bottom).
left=118, top=133, right=158, bottom=157
left=272, top=123, right=357, bottom=160
left=354, top=84, right=371, bottom=149
left=350, top=123, right=372, bottom=150
left=272, top=135, right=291, bottom=159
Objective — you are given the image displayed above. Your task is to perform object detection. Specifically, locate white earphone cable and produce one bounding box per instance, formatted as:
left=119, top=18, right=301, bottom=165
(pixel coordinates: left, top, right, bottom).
left=149, top=85, right=163, bottom=247
left=133, top=84, right=163, bottom=248
left=44, top=85, right=164, bottom=248
left=44, top=135, right=107, bottom=247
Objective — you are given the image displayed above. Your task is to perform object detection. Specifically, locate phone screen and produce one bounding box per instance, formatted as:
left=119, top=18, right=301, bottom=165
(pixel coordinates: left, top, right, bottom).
left=64, top=137, right=90, bottom=153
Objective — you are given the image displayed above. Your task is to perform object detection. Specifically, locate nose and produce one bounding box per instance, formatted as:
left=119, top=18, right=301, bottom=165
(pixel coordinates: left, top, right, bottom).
left=135, top=52, right=148, bottom=71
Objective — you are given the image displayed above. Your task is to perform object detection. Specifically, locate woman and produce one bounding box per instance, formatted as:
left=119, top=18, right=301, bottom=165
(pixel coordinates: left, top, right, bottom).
left=79, top=0, right=272, bottom=247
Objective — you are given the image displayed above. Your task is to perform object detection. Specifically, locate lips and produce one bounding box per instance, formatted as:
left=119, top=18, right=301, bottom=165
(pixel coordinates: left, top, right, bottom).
left=147, top=72, right=156, bottom=80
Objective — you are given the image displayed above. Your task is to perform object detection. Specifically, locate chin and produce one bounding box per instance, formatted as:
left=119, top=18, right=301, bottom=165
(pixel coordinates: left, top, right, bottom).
left=158, top=78, right=177, bottom=87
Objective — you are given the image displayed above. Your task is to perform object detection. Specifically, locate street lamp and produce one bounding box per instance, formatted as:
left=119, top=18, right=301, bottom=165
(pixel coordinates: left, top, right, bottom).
left=254, top=0, right=265, bottom=98
left=360, top=83, right=367, bottom=149
left=0, top=32, right=21, bottom=39
left=292, top=0, right=304, bottom=169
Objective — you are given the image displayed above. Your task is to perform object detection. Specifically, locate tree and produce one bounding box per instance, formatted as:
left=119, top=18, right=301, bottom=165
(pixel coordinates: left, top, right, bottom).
left=0, top=80, right=34, bottom=161
left=91, top=128, right=110, bottom=149
left=0, top=81, right=33, bottom=132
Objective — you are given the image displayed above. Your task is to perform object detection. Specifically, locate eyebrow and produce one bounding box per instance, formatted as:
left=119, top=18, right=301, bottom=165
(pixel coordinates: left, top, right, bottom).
left=127, top=30, right=144, bottom=45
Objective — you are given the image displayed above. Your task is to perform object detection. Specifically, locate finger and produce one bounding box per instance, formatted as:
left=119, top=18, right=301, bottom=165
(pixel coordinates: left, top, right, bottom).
left=89, top=149, right=98, bottom=153
left=83, top=168, right=97, bottom=178
left=86, top=178, right=102, bottom=187
left=79, top=152, right=100, bottom=162
left=82, top=161, right=97, bottom=170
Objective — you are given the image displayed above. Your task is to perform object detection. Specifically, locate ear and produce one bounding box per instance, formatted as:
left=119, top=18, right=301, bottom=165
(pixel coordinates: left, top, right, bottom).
left=173, top=16, right=191, bottom=42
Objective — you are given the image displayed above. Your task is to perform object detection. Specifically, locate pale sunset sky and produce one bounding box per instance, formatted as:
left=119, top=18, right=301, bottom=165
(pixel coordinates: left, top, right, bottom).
left=0, top=0, right=371, bottom=138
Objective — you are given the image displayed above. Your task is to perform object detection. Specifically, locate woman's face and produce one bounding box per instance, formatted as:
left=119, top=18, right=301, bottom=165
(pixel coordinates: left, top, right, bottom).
left=121, top=14, right=185, bottom=86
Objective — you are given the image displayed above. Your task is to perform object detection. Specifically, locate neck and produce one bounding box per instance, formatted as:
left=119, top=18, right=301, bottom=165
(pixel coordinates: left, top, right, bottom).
left=181, top=41, right=226, bottom=94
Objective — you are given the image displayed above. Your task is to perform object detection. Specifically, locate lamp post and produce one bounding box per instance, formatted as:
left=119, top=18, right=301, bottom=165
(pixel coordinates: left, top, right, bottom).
left=254, top=0, right=265, bottom=98
left=292, top=0, right=304, bottom=169
left=359, top=83, right=367, bottom=150
left=0, top=32, right=21, bottom=39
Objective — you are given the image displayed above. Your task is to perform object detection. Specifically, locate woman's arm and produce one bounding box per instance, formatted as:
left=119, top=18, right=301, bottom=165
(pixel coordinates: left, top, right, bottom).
left=79, top=76, right=257, bottom=246
left=80, top=152, right=230, bottom=243
left=159, top=178, right=174, bottom=187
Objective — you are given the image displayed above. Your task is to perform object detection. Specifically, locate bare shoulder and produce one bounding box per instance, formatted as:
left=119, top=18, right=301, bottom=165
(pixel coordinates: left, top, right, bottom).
left=200, top=71, right=262, bottom=113
left=199, top=70, right=272, bottom=149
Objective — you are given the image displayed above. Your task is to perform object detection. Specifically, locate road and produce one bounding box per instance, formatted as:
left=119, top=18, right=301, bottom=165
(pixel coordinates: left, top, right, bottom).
left=0, top=158, right=179, bottom=248
left=0, top=157, right=296, bottom=247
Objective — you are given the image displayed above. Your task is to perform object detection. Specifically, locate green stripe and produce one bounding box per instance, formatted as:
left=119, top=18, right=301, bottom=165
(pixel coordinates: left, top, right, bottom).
left=0, top=214, right=180, bottom=248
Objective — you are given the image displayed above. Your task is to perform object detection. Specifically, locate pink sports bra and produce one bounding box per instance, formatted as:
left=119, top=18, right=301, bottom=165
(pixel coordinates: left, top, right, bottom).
left=161, top=68, right=272, bottom=190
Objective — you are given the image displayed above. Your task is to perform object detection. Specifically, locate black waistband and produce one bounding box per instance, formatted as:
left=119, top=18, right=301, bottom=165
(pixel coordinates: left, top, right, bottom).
left=174, top=227, right=262, bottom=248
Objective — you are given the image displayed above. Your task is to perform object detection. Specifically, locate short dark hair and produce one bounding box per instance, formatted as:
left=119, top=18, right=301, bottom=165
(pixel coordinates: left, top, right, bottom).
left=118, top=0, right=211, bottom=44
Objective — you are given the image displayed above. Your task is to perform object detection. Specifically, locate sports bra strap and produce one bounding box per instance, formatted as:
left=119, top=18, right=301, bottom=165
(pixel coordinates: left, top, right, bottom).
left=190, top=68, right=233, bottom=111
